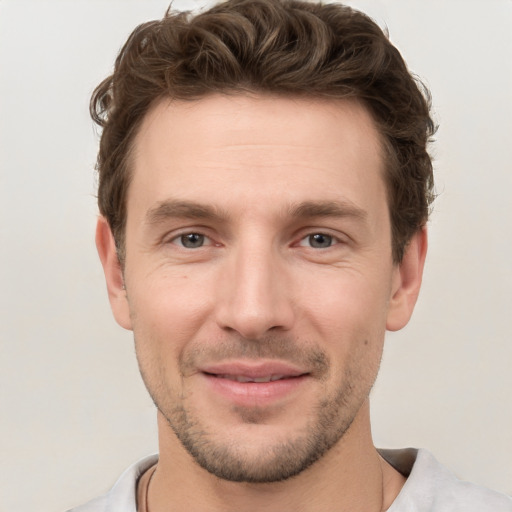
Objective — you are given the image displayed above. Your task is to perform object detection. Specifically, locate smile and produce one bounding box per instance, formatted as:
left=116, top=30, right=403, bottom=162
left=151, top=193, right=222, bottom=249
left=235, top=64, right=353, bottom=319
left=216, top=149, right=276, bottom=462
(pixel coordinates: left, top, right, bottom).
left=199, top=363, right=310, bottom=407
left=209, top=374, right=290, bottom=383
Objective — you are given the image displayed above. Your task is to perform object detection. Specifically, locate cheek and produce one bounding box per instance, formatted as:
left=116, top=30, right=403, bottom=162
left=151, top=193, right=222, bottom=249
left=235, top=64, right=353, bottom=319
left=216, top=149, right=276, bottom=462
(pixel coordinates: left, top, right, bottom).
left=129, top=264, right=214, bottom=320
left=302, top=268, right=392, bottom=342
left=127, top=272, right=214, bottom=363
left=298, top=271, right=390, bottom=389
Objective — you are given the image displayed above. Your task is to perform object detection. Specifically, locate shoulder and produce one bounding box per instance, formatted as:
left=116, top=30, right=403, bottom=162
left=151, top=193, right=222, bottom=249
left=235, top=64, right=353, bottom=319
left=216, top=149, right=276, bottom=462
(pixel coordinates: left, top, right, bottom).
left=382, top=448, right=512, bottom=512
left=66, top=454, right=159, bottom=512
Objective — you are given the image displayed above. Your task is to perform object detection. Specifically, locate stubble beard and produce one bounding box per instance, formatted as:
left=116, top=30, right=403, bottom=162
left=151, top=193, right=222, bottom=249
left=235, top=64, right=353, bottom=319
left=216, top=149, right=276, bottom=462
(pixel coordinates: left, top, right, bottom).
left=165, top=378, right=359, bottom=483
left=137, top=335, right=377, bottom=484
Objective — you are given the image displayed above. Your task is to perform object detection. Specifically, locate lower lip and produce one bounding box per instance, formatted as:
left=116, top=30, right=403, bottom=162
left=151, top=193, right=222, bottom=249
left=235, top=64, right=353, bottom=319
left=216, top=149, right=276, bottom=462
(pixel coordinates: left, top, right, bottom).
left=201, top=373, right=309, bottom=407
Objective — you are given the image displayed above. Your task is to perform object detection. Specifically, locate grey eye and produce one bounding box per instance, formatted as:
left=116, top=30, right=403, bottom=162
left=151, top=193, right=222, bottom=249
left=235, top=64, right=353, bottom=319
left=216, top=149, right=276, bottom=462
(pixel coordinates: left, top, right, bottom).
left=180, top=233, right=205, bottom=248
left=308, top=233, right=333, bottom=248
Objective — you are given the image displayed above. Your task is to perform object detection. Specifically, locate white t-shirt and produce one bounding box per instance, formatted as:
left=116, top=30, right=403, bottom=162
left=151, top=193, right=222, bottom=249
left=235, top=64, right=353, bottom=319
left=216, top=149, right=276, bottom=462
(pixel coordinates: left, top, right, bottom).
left=68, top=449, right=512, bottom=511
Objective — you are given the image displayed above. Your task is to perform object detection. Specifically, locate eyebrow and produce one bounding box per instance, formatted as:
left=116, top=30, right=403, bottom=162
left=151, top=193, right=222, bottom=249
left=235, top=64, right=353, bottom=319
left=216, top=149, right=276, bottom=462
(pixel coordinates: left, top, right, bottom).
left=145, top=198, right=367, bottom=225
left=145, top=200, right=228, bottom=225
left=287, top=200, right=368, bottom=221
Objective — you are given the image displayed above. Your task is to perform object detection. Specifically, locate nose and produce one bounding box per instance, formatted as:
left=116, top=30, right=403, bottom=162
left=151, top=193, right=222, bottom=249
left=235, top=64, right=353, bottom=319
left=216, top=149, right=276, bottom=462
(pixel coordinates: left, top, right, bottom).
left=214, top=245, right=295, bottom=340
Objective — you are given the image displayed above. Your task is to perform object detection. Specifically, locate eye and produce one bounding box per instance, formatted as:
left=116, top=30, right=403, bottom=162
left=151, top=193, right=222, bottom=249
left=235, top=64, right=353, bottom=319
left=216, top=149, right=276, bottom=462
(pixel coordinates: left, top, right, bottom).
left=173, top=233, right=209, bottom=249
left=299, top=233, right=336, bottom=249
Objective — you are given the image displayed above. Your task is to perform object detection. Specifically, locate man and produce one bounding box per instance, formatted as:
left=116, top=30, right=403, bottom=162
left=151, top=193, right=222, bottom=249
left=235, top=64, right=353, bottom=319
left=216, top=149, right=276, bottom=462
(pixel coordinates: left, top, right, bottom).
left=71, top=0, right=512, bottom=510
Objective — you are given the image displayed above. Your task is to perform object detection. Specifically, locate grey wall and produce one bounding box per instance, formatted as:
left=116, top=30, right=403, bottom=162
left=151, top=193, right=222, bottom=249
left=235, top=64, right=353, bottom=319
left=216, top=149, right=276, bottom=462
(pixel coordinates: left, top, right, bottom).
left=0, top=1, right=510, bottom=510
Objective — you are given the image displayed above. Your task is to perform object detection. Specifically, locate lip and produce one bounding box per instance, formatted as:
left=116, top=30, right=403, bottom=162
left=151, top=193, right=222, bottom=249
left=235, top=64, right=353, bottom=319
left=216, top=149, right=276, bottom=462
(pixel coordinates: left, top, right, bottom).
left=201, top=360, right=306, bottom=379
left=199, top=360, right=310, bottom=407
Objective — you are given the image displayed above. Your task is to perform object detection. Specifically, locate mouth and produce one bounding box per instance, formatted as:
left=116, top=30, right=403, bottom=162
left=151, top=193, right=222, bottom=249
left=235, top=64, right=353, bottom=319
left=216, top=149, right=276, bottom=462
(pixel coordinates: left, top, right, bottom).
left=200, top=360, right=308, bottom=381
left=199, top=361, right=310, bottom=406
left=205, top=373, right=299, bottom=383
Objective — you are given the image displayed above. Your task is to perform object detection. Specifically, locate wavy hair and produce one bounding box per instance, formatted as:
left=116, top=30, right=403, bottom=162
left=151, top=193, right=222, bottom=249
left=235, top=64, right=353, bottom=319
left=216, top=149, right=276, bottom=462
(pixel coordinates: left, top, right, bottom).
left=91, top=0, right=435, bottom=262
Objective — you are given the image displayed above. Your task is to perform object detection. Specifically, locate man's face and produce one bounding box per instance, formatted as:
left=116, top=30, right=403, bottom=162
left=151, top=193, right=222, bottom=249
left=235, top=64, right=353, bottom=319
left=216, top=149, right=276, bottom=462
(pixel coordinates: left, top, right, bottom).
left=100, top=95, right=421, bottom=482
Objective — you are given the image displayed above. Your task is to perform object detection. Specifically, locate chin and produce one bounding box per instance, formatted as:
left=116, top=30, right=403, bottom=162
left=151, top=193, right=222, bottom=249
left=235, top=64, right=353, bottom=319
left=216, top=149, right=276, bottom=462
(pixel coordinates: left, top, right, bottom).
left=161, top=393, right=359, bottom=483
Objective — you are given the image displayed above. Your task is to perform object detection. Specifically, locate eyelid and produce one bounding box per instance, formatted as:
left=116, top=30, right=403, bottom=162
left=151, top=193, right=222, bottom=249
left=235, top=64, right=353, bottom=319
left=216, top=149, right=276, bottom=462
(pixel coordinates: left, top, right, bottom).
left=163, top=228, right=216, bottom=247
left=174, top=233, right=212, bottom=248
left=294, top=229, right=346, bottom=247
left=299, top=234, right=337, bottom=248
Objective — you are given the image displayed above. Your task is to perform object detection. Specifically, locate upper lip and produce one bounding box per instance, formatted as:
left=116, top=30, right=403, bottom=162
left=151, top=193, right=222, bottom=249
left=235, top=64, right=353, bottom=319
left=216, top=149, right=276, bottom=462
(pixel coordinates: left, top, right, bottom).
left=200, top=360, right=308, bottom=379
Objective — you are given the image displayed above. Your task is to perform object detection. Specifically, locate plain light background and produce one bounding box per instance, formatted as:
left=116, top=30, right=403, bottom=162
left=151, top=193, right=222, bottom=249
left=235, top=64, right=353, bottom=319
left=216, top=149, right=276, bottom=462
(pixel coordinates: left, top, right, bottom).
left=1, top=0, right=511, bottom=510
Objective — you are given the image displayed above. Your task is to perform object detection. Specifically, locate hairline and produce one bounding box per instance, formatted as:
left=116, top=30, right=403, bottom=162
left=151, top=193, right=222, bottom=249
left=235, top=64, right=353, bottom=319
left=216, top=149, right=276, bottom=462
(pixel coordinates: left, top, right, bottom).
left=112, top=91, right=411, bottom=265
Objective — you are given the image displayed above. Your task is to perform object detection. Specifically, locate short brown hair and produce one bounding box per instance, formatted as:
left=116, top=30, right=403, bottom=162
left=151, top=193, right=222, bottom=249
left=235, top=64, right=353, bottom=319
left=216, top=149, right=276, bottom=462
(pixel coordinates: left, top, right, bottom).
left=91, top=0, right=435, bottom=263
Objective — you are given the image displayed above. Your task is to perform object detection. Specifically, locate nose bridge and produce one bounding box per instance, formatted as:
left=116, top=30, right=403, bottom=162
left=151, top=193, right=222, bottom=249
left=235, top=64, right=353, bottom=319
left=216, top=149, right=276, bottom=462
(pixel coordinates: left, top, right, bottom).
left=216, top=237, right=294, bottom=339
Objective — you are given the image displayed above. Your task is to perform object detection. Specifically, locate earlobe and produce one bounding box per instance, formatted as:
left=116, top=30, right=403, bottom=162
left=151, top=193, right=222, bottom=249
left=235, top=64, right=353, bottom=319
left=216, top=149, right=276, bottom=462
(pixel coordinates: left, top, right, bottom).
left=386, top=227, right=428, bottom=332
left=95, top=217, right=133, bottom=330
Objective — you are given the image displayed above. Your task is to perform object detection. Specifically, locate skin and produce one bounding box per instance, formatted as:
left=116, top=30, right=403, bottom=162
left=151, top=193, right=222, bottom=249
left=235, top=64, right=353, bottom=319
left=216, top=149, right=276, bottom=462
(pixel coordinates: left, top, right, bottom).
left=97, top=94, right=427, bottom=511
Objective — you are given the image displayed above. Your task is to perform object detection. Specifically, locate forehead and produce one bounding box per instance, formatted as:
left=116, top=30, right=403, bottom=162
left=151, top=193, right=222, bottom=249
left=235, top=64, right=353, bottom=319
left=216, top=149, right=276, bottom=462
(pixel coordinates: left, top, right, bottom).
left=128, top=94, right=386, bottom=218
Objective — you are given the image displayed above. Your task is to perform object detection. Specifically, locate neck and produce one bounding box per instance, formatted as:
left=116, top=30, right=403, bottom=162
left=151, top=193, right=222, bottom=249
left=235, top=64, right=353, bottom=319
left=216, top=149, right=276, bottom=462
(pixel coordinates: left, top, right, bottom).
left=147, top=401, right=405, bottom=512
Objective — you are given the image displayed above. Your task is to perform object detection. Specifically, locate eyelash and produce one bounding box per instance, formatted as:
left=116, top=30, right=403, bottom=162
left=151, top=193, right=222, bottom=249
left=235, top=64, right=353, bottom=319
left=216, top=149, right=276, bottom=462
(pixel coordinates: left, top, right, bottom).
left=170, top=232, right=214, bottom=249
left=167, top=231, right=342, bottom=250
left=297, top=233, right=341, bottom=249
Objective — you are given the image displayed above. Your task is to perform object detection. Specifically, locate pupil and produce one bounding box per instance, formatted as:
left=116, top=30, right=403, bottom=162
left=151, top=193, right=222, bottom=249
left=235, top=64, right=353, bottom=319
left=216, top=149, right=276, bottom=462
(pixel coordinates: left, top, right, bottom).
left=182, top=233, right=204, bottom=248
left=310, top=233, right=332, bottom=248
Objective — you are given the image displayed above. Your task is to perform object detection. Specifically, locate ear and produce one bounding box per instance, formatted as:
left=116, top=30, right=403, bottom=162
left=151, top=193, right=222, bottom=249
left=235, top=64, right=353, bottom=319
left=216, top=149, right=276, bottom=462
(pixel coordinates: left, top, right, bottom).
left=95, top=216, right=132, bottom=330
left=386, top=227, right=428, bottom=331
